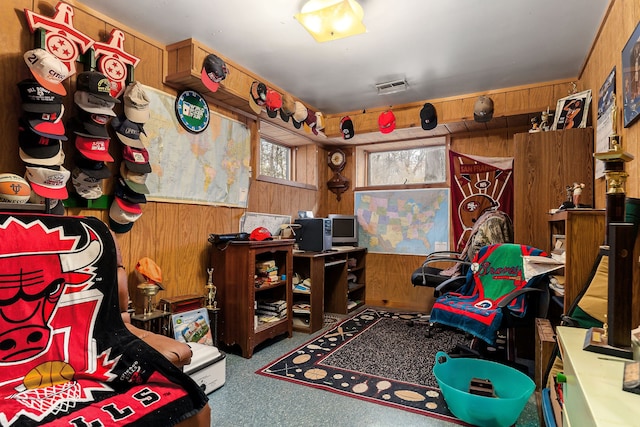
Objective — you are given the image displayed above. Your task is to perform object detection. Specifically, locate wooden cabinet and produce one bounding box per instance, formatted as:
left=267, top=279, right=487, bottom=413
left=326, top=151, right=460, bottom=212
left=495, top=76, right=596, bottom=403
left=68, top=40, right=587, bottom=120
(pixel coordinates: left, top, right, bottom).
left=210, top=239, right=293, bottom=358
left=292, top=247, right=367, bottom=333
left=514, top=128, right=595, bottom=252
left=548, top=209, right=605, bottom=309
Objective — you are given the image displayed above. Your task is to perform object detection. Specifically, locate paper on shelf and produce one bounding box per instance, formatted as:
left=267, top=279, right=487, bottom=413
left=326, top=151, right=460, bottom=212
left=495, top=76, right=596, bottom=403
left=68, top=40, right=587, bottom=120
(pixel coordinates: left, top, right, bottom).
left=523, top=255, right=565, bottom=281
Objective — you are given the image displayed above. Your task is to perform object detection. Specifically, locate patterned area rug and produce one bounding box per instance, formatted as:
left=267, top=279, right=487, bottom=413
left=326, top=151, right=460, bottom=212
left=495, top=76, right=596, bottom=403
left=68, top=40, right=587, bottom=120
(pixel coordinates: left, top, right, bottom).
left=256, top=308, right=470, bottom=423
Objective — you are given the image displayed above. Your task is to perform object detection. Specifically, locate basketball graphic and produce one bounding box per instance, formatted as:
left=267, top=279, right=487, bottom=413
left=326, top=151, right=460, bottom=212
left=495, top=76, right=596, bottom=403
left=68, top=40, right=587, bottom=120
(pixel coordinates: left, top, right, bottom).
left=23, top=361, right=75, bottom=390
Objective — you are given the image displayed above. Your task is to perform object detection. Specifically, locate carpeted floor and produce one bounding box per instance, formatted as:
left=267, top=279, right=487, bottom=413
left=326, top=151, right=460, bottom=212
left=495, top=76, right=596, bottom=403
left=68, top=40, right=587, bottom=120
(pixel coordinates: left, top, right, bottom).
left=322, top=312, right=469, bottom=389
left=257, top=308, right=475, bottom=423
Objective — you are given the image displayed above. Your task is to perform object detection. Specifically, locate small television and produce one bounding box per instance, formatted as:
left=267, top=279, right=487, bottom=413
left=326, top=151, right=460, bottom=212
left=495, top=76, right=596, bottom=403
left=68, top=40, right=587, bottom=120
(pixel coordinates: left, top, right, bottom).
left=328, top=214, right=359, bottom=246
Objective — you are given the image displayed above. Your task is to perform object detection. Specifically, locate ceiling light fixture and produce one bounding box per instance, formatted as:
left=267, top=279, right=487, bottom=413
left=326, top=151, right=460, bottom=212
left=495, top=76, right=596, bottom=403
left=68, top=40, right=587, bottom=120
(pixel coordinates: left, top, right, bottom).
left=295, top=0, right=366, bottom=43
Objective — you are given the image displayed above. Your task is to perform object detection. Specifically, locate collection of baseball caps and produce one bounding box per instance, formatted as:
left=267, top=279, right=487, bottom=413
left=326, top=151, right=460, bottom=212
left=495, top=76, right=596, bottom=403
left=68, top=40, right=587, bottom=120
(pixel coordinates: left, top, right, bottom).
left=108, top=81, right=152, bottom=234
left=19, top=48, right=72, bottom=214
left=248, top=79, right=326, bottom=136
left=15, top=47, right=155, bottom=231
left=337, top=96, right=494, bottom=139
left=71, top=70, right=119, bottom=201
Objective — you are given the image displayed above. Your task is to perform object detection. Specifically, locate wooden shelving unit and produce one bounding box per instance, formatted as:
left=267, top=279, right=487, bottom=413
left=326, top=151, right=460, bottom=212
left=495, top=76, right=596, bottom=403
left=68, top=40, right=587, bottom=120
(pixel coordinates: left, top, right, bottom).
left=547, top=209, right=605, bottom=309
left=292, top=247, right=367, bottom=333
left=209, top=239, right=294, bottom=358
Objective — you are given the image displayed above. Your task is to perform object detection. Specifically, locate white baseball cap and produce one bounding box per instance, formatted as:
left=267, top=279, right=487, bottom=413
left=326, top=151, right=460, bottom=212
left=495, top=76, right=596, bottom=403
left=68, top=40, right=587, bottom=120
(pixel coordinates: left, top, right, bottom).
left=25, top=165, right=70, bottom=199
left=23, top=49, right=69, bottom=96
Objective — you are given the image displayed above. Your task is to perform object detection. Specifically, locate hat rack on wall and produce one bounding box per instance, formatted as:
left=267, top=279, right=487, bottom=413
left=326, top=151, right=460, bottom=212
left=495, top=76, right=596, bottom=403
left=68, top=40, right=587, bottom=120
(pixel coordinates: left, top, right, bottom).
left=26, top=0, right=141, bottom=211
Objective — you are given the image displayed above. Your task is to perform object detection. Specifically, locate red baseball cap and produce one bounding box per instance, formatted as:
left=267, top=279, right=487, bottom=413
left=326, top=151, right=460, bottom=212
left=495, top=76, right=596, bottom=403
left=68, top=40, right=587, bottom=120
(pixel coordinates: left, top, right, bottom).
left=250, top=227, right=272, bottom=241
left=75, top=135, right=114, bottom=162
left=378, top=110, right=396, bottom=134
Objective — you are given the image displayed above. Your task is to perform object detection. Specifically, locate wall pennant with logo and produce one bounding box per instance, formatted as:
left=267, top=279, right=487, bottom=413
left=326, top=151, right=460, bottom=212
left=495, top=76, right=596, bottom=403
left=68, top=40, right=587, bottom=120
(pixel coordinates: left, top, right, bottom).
left=93, top=29, right=141, bottom=99
left=24, top=2, right=94, bottom=77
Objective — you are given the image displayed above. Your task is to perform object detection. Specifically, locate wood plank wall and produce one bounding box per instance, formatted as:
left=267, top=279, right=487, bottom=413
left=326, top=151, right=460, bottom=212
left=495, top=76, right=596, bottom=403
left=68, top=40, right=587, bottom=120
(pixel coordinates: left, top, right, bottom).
left=1, top=1, right=637, bottom=321
left=578, top=0, right=640, bottom=327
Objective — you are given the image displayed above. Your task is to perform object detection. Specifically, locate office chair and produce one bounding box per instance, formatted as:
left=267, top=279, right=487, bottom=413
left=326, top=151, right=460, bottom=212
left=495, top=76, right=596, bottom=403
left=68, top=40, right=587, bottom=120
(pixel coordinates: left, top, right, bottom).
left=427, top=243, right=551, bottom=360
left=411, top=208, right=513, bottom=289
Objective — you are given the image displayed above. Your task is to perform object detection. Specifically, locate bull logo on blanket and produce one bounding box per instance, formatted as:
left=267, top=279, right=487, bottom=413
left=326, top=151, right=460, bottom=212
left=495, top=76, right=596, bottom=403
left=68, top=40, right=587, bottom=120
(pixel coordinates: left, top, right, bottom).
left=0, top=218, right=116, bottom=424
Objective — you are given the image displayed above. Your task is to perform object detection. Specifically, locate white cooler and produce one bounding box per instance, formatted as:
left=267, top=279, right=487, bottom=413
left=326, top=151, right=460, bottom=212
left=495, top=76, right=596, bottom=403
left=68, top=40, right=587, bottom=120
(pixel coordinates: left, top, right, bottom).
left=184, top=342, right=226, bottom=394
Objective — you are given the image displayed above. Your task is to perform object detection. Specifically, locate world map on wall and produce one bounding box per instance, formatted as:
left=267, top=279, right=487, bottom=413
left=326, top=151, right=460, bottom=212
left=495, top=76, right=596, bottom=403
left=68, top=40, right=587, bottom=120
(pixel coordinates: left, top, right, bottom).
left=355, top=189, right=450, bottom=255
left=142, top=85, right=251, bottom=207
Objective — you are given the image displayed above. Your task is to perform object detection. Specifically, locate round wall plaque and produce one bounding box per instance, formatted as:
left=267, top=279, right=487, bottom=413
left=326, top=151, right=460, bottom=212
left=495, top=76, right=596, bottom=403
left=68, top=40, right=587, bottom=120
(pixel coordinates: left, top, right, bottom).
left=175, top=90, right=210, bottom=133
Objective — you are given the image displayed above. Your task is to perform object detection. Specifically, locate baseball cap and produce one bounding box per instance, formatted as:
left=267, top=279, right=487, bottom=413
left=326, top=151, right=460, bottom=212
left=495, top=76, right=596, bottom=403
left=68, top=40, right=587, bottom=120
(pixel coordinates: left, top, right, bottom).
left=378, top=110, right=396, bottom=134
left=340, top=116, right=355, bottom=139
left=265, top=89, right=282, bottom=118
left=18, top=79, right=64, bottom=113
left=304, top=108, right=318, bottom=135
left=29, top=192, right=65, bottom=215
left=71, top=167, right=103, bottom=200
left=109, top=198, right=142, bottom=234
left=420, top=103, right=438, bottom=130
left=474, top=96, right=494, bottom=123
left=291, top=101, right=308, bottom=129
left=23, top=48, right=69, bottom=96
left=19, top=140, right=63, bottom=167
left=75, top=109, right=110, bottom=138
left=114, top=175, right=147, bottom=204
left=111, top=116, right=147, bottom=148
left=24, top=105, right=67, bottom=140
left=123, top=81, right=151, bottom=124
left=76, top=71, right=120, bottom=103
left=18, top=121, right=64, bottom=166
left=74, top=153, right=112, bottom=179
left=136, top=257, right=163, bottom=285
left=74, top=90, right=116, bottom=116
left=122, top=145, right=152, bottom=174
left=250, top=226, right=272, bottom=241
left=120, top=162, right=150, bottom=194
left=315, top=112, right=325, bottom=132
left=25, top=165, right=70, bottom=199
left=75, top=135, right=114, bottom=162
left=201, top=54, right=229, bottom=93
left=248, top=81, right=267, bottom=115
left=281, top=94, right=295, bottom=117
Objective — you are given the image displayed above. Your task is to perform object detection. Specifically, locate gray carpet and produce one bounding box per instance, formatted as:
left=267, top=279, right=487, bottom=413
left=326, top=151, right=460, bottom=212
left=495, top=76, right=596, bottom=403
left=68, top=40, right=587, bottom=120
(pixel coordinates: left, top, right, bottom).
left=321, top=314, right=469, bottom=388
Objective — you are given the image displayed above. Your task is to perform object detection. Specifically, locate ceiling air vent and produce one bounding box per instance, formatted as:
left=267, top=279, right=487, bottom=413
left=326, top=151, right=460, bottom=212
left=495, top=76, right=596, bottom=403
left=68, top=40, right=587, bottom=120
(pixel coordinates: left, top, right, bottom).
left=376, top=79, right=408, bottom=95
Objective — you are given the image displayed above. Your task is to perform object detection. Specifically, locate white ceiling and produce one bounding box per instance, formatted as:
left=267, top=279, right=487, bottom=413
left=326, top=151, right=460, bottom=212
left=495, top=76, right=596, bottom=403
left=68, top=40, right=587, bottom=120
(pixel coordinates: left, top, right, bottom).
left=80, top=0, right=610, bottom=116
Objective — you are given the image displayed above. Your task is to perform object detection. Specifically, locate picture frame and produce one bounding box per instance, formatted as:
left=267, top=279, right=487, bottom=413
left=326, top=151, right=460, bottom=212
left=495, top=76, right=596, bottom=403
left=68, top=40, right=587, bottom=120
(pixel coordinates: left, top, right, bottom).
left=551, top=89, right=592, bottom=130
left=622, top=21, right=640, bottom=128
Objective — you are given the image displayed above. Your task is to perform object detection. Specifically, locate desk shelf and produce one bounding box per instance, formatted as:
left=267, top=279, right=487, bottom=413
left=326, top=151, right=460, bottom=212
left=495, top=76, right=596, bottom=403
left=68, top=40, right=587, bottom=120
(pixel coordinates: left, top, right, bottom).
left=293, top=247, right=367, bottom=333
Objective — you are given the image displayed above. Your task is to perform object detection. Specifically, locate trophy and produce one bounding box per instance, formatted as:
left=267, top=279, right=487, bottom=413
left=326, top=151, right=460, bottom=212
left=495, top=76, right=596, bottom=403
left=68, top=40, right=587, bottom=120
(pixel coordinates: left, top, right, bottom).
left=205, top=267, right=217, bottom=309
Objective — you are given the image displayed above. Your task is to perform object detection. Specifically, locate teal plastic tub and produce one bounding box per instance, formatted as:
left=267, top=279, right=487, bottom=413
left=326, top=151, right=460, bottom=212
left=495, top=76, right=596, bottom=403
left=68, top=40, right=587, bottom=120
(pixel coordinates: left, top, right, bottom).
left=433, top=352, right=534, bottom=427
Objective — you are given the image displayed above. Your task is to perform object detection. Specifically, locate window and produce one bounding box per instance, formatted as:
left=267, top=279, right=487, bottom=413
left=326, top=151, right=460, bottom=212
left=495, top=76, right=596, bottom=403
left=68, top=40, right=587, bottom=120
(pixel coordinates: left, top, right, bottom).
left=365, top=143, right=446, bottom=186
left=260, top=138, right=290, bottom=180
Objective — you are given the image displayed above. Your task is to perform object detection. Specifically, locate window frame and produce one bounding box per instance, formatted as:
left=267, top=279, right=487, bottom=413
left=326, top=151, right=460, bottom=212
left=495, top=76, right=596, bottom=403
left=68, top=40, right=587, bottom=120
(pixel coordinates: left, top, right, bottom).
left=354, top=136, right=449, bottom=190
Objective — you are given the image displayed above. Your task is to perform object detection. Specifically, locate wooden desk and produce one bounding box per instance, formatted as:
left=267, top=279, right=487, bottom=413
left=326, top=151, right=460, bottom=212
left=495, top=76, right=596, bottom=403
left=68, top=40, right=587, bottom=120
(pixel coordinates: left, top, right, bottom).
left=557, top=326, right=639, bottom=426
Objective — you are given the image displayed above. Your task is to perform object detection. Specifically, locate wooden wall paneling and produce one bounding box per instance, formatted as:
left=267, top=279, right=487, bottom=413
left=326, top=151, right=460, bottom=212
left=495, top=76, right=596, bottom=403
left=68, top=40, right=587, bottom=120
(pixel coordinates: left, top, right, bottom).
left=441, top=99, right=463, bottom=123
left=1, top=0, right=35, bottom=176
left=528, top=85, right=555, bottom=112
left=505, top=89, right=529, bottom=114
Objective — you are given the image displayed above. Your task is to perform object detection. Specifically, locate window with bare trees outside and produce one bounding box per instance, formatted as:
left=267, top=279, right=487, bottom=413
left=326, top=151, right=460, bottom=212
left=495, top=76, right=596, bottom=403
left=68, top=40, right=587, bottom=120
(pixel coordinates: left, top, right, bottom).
left=366, top=143, right=446, bottom=186
left=260, top=138, right=291, bottom=180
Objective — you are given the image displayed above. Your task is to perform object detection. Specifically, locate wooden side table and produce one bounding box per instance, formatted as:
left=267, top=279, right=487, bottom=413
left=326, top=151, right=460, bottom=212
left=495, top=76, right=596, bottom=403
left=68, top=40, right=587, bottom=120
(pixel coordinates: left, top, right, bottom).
left=130, top=310, right=172, bottom=336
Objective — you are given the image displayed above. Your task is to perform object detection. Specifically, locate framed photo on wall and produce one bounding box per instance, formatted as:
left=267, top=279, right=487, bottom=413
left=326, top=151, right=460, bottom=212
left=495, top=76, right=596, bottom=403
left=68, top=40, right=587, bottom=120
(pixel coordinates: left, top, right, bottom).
left=622, top=21, right=640, bottom=128
left=551, top=89, right=592, bottom=130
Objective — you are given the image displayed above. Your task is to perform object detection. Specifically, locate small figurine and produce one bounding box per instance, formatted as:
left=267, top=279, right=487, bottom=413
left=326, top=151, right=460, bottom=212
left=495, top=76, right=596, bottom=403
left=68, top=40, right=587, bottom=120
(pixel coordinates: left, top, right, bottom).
left=540, top=107, right=552, bottom=131
left=529, top=116, right=541, bottom=133
left=572, top=182, right=585, bottom=206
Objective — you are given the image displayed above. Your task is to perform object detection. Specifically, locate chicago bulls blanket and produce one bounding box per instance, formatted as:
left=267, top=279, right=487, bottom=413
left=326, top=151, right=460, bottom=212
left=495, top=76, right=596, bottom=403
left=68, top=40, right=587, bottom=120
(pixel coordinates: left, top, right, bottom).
left=0, top=213, right=208, bottom=426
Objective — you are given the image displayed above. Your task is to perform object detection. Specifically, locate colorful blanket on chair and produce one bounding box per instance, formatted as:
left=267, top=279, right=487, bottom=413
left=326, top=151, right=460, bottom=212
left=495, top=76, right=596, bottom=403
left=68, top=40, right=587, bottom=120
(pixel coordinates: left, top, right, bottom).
left=430, top=243, right=546, bottom=346
left=0, top=213, right=207, bottom=427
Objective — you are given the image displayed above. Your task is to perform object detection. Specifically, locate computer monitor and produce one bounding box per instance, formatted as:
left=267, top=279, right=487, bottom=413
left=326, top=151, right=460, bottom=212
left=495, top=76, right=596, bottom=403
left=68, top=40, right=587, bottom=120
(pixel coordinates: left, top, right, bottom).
left=328, top=214, right=359, bottom=246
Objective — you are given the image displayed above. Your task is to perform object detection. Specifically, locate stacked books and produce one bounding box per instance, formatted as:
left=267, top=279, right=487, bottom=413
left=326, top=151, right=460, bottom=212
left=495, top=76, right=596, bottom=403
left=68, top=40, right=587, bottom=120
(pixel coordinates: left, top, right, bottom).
left=255, top=260, right=280, bottom=287
left=256, top=299, right=287, bottom=323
